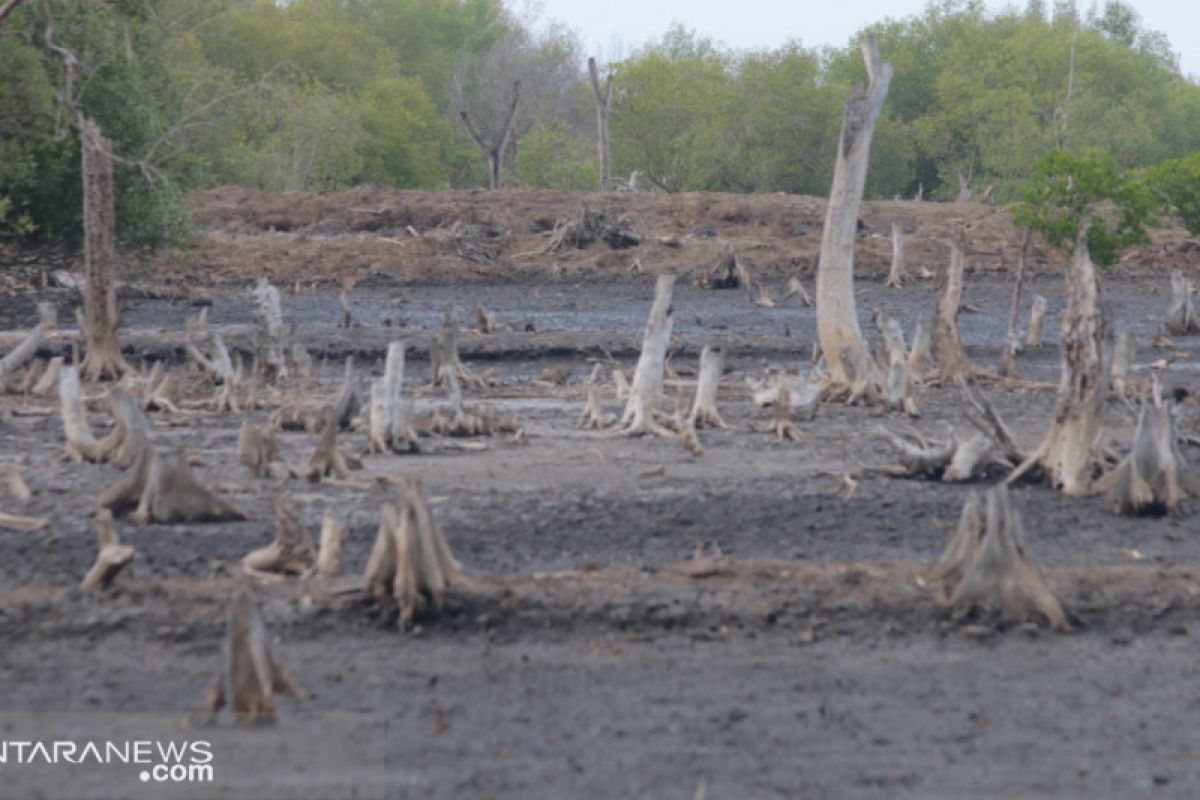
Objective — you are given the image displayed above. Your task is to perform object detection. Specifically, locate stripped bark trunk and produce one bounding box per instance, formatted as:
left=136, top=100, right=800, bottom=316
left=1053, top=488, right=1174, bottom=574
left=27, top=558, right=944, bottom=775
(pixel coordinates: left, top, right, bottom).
left=79, top=118, right=127, bottom=381
left=588, top=57, right=613, bottom=192
left=617, top=273, right=676, bottom=436
left=815, top=35, right=892, bottom=387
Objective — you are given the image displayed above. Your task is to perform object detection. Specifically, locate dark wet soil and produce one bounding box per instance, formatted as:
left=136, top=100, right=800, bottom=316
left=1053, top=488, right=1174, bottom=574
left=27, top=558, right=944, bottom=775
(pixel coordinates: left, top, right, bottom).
left=3, top=272, right=1200, bottom=799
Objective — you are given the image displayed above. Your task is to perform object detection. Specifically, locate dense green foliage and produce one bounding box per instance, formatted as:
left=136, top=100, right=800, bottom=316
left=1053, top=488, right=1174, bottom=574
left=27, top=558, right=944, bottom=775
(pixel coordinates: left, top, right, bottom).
left=1, top=0, right=1199, bottom=246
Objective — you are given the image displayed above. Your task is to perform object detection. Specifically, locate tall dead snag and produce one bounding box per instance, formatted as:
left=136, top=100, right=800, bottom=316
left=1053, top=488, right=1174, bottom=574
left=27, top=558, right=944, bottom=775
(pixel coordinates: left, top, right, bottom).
left=930, top=486, right=1068, bottom=631
left=237, top=419, right=279, bottom=478
left=203, top=588, right=299, bottom=724
left=1164, top=269, right=1200, bottom=335
left=1095, top=380, right=1199, bottom=515
left=59, top=365, right=101, bottom=462
left=815, top=35, right=893, bottom=387
left=616, top=274, right=676, bottom=436
left=0, top=302, right=56, bottom=390
left=588, top=57, right=613, bottom=192
left=689, top=345, right=727, bottom=429
left=932, top=227, right=970, bottom=385
left=253, top=277, right=287, bottom=382
left=885, top=223, right=907, bottom=288
left=430, top=314, right=485, bottom=390
left=243, top=496, right=315, bottom=575
left=363, top=478, right=465, bottom=629
left=459, top=80, right=520, bottom=190
left=1025, top=295, right=1048, bottom=346
left=81, top=510, right=135, bottom=591
left=367, top=341, right=416, bottom=454
left=998, top=226, right=1031, bottom=377
left=1008, top=230, right=1108, bottom=495
left=79, top=119, right=128, bottom=381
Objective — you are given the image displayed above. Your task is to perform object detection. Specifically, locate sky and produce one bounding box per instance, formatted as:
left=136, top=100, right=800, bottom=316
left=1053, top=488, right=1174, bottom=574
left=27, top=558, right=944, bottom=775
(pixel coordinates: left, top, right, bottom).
left=525, top=0, right=1199, bottom=79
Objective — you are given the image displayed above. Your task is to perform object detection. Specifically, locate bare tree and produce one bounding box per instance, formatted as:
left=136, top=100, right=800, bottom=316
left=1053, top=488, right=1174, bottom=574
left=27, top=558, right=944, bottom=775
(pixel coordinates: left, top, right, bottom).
left=815, top=35, right=893, bottom=387
left=459, top=80, right=521, bottom=190
left=588, top=57, right=613, bottom=192
left=78, top=118, right=128, bottom=380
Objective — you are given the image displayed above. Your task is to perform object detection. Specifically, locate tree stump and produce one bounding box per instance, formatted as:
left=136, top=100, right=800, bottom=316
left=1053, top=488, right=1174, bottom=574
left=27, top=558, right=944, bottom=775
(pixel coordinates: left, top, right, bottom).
left=1025, top=295, right=1048, bottom=346
left=932, top=227, right=970, bottom=384
left=242, top=495, right=315, bottom=575
left=885, top=223, right=907, bottom=288
left=1163, top=269, right=1200, bottom=335
left=237, top=419, right=279, bottom=478
left=81, top=509, right=135, bottom=590
left=616, top=274, right=677, bottom=437
left=689, top=345, right=727, bottom=429
left=203, top=588, right=299, bottom=724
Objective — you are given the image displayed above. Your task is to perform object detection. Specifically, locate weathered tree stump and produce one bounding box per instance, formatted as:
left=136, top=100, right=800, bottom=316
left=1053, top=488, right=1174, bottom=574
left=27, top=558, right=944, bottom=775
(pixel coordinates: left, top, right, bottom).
left=689, top=345, right=727, bottom=429
left=252, top=277, right=287, bottom=383
left=203, top=588, right=299, bottom=724
left=80, top=509, right=135, bottom=590
left=237, top=419, right=279, bottom=478
left=615, top=274, right=677, bottom=437
left=577, top=388, right=616, bottom=429
left=97, top=435, right=245, bottom=524
left=932, top=227, right=970, bottom=384
left=243, top=496, right=315, bottom=575
left=1163, top=269, right=1200, bottom=335
left=885, top=223, right=907, bottom=288
left=430, top=314, right=485, bottom=390
left=59, top=365, right=101, bottom=463
left=1025, top=295, right=1048, bottom=347
left=366, top=342, right=416, bottom=454
left=315, top=512, right=346, bottom=578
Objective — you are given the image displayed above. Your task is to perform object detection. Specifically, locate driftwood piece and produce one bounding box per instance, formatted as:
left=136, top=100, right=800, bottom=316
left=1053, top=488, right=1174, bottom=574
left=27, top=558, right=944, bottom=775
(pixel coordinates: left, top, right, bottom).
left=1025, top=295, right=1048, bottom=346
left=1163, top=270, right=1200, bottom=335
left=689, top=345, right=727, bottom=429
left=203, top=588, right=299, bottom=724
left=0, top=302, right=55, bottom=390
left=1094, top=380, right=1199, bottom=516
left=930, top=486, right=1068, bottom=631
left=243, top=496, right=315, bottom=575
left=885, top=223, right=907, bottom=288
left=363, top=478, right=465, bottom=628
left=0, top=510, right=49, bottom=531
left=80, top=509, right=135, bottom=590
left=616, top=274, right=676, bottom=437
left=237, top=419, right=279, bottom=478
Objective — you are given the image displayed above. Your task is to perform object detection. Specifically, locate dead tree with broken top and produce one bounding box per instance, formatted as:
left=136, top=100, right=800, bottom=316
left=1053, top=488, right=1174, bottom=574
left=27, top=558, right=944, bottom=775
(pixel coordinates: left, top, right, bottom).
left=588, top=57, right=613, bottom=192
left=615, top=273, right=676, bottom=437
left=931, top=227, right=971, bottom=384
left=815, top=35, right=893, bottom=389
left=459, top=80, right=520, bottom=190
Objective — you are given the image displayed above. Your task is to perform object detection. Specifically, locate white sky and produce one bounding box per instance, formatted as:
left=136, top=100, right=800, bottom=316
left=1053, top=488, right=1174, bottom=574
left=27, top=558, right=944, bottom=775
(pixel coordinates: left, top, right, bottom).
left=523, top=0, right=1199, bottom=80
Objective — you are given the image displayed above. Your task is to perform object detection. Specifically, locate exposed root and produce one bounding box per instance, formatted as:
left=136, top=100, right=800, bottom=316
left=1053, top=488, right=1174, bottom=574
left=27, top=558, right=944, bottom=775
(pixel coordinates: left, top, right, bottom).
left=242, top=496, right=315, bottom=575
left=1163, top=269, right=1200, bottom=335
left=1094, top=379, right=1200, bottom=516
left=203, top=588, right=299, bottom=724
left=80, top=509, right=135, bottom=590
left=689, top=345, right=727, bottom=429
left=930, top=486, right=1068, bottom=631
left=363, top=478, right=466, bottom=628
left=236, top=419, right=279, bottom=478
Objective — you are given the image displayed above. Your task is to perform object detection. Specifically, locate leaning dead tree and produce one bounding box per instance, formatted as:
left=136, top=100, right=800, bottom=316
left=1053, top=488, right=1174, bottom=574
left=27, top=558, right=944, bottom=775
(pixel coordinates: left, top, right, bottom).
left=367, top=341, right=416, bottom=454
left=815, top=35, right=893, bottom=388
left=929, top=486, right=1068, bottom=630
left=363, top=478, right=465, bottom=628
left=931, top=227, right=971, bottom=384
left=80, top=509, right=135, bottom=591
left=1008, top=228, right=1108, bottom=495
left=1095, top=378, right=1199, bottom=516
left=203, top=588, right=299, bottom=724
left=689, top=345, right=727, bottom=429
left=885, top=223, right=907, bottom=288
left=0, top=302, right=55, bottom=390
left=459, top=80, right=520, bottom=190
left=1163, top=269, right=1200, bottom=335
left=588, top=57, right=614, bottom=192
left=79, top=119, right=129, bottom=381
left=615, top=273, right=676, bottom=436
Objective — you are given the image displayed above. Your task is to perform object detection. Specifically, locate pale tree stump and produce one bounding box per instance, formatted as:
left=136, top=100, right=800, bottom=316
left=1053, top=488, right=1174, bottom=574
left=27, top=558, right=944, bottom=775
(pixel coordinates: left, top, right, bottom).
left=203, top=588, right=299, bottom=724
left=81, top=509, right=135, bottom=590
left=688, top=345, right=727, bottom=429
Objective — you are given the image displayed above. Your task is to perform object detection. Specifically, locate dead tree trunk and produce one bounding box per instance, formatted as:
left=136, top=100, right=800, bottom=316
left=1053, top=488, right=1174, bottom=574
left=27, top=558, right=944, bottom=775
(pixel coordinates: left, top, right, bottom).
left=1164, top=269, right=1200, bottom=335
left=1026, top=295, right=1048, bottom=346
left=59, top=364, right=100, bottom=462
left=367, top=341, right=415, bottom=454
left=588, top=57, right=613, bottom=193
left=1095, top=379, right=1199, bottom=515
left=929, top=486, right=1067, bottom=630
left=203, top=588, right=299, bottom=724
left=242, top=495, right=315, bottom=575
left=315, top=512, right=346, bottom=578
left=886, top=223, right=907, bottom=288
left=81, top=509, right=135, bottom=590
left=998, top=226, right=1031, bottom=377
left=252, top=277, right=287, bottom=382
left=617, top=273, right=676, bottom=436
left=816, top=35, right=893, bottom=387
left=932, top=227, right=970, bottom=384
left=363, top=478, right=465, bottom=628
left=459, top=80, right=520, bottom=190
left=79, top=118, right=128, bottom=381
left=1008, top=229, right=1108, bottom=495
left=689, top=345, right=727, bottom=429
